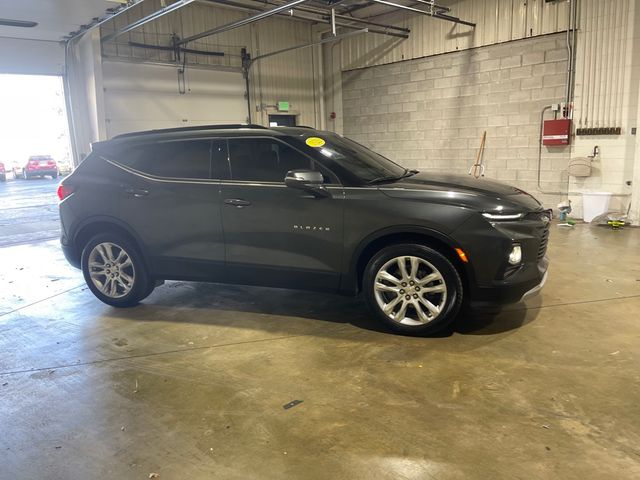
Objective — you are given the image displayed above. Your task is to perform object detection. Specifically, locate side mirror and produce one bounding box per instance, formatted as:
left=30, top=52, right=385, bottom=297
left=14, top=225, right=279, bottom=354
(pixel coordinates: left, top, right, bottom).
left=284, top=170, right=330, bottom=198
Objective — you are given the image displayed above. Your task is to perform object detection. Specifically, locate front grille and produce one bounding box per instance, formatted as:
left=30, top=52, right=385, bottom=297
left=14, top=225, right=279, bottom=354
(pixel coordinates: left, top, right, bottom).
left=538, top=225, right=550, bottom=260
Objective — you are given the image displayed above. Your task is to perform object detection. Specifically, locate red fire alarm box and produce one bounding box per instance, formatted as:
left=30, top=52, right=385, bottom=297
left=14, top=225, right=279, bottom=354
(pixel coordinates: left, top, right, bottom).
left=543, top=119, right=572, bottom=146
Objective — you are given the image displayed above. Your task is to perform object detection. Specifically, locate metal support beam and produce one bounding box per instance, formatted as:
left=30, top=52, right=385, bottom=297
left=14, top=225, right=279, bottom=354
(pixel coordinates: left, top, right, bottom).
left=251, top=28, right=368, bottom=64
left=262, top=0, right=410, bottom=33
left=200, top=0, right=409, bottom=38
left=370, top=0, right=475, bottom=28
left=248, top=0, right=411, bottom=33
left=178, top=0, right=311, bottom=45
left=64, top=0, right=146, bottom=41
left=101, top=0, right=198, bottom=43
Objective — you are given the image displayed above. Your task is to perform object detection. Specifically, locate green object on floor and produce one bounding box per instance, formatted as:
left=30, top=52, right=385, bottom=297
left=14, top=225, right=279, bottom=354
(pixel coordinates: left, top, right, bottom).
left=607, top=220, right=625, bottom=229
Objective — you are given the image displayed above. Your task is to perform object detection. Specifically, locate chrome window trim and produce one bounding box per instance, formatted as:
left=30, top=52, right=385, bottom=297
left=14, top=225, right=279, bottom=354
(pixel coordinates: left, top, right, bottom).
left=104, top=157, right=217, bottom=185
left=104, top=157, right=345, bottom=189
left=105, top=135, right=342, bottom=186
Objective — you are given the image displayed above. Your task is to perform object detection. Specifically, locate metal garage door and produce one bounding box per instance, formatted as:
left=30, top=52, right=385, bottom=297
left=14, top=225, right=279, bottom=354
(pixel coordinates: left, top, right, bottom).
left=102, top=60, right=248, bottom=138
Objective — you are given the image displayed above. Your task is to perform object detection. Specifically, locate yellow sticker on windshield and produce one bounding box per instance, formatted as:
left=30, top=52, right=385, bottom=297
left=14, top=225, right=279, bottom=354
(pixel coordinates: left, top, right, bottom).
left=306, top=137, right=326, bottom=148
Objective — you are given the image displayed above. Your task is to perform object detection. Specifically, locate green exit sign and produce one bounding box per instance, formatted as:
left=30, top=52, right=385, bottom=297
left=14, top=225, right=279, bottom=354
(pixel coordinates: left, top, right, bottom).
left=277, top=101, right=289, bottom=112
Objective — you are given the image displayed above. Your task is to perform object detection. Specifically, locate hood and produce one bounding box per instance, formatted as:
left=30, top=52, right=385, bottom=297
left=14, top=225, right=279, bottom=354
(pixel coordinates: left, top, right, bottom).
left=380, top=172, right=542, bottom=212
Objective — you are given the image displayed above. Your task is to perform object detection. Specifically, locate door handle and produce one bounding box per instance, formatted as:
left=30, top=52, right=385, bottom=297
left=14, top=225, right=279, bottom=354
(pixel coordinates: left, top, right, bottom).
left=124, top=187, right=149, bottom=198
left=224, top=198, right=252, bottom=207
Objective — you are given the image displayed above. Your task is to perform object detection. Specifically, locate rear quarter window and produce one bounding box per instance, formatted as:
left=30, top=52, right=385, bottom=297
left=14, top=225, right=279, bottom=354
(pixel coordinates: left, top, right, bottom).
left=111, top=139, right=226, bottom=180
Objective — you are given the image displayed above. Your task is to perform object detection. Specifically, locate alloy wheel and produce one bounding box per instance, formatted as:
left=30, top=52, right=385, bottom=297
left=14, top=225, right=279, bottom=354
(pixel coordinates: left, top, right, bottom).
left=88, top=242, right=136, bottom=299
left=373, top=255, right=447, bottom=326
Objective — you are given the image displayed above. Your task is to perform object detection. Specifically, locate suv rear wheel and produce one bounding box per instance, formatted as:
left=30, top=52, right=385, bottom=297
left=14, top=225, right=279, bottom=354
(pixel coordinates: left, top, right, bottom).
left=363, top=244, right=463, bottom=335
left=81, top=233, right=153, bottom=307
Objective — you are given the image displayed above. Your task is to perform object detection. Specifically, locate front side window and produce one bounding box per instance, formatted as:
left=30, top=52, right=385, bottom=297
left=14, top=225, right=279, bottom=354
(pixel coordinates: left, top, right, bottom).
left=116, top=139, right=218, bottom=180
left=300, top=133, right=406, bottom=184
left=228, top=138, right=316, bottom=183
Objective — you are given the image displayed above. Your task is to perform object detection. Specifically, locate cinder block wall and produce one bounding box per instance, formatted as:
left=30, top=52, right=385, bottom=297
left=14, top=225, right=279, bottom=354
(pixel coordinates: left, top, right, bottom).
left=342, top=33, right=571, bottom=208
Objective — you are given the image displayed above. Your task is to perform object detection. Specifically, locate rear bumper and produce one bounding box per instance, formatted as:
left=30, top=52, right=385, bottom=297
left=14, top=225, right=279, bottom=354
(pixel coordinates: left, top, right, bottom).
left=61, top=237, right=80, bottom=269
left=26, top=169, right=57, bottom=176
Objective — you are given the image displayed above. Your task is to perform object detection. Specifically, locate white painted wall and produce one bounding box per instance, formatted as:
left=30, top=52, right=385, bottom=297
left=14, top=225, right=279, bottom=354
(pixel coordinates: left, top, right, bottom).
left=0, top=37, right=65, bottom=75
left=102, top=61, right=247, bottom=137
left=100, top=0, right=323, bottom=129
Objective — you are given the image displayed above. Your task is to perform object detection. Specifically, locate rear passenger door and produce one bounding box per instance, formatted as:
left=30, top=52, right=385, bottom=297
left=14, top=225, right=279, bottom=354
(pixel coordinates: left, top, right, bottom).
left=112, top=138, right=227, bottom=280
left=220, top=137, right=344, bottom=291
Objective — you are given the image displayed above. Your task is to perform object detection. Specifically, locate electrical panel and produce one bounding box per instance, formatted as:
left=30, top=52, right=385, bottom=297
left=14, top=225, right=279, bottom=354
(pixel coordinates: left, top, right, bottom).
left=542, top=119, right=571, bottom=146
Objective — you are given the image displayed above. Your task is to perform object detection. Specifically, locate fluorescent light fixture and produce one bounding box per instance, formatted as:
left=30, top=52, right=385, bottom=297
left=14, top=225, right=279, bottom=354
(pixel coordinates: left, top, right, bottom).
left=0, top=18, right=38, bottom=28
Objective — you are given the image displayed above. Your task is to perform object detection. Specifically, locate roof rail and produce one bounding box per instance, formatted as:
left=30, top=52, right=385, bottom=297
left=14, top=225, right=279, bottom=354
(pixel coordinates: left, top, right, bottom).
left=112, top=124, right=268, bottom=139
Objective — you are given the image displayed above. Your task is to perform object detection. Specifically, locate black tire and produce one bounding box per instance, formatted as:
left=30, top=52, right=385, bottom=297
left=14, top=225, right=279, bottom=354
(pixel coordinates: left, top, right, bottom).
left=81, top=233, right=154, bottom=307
left=363, top=244, right=463, bottom=336
left=0, top=174, right=5, bottom=182
left=52, top=172, right=58, bottom=179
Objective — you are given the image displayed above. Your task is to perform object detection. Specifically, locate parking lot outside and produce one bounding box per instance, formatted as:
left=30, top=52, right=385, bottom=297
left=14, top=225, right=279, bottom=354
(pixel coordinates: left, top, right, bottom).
left=0, top=175, right=61, bottom=247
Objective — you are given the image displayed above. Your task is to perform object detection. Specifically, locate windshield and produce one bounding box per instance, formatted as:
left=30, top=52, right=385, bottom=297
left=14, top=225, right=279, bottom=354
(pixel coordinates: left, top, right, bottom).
left=305, top=134, right=407, bottom=183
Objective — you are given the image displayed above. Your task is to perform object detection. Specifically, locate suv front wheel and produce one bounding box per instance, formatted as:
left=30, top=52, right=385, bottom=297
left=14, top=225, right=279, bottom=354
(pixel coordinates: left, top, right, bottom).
left=363, top=244, right=463, bottom=335
left=81, top=233, right=154, bottom=307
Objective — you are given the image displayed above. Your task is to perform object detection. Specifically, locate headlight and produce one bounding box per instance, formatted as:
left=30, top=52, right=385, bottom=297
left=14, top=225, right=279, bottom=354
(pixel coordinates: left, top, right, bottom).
left=508, top=244, right=522, bottom=265
left=482, top=212, right=525, bottom=221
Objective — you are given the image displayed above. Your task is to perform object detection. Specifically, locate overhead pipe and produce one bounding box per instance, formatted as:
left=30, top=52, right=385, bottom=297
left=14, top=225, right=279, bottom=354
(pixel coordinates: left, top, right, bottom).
left=101, top=0, right=198, bottom=43
left=177, top=0, right=312, bottom=45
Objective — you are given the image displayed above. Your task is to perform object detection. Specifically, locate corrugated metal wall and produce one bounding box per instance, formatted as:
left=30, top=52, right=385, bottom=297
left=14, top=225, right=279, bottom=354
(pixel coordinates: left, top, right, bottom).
left=573, top=0, right=631, bottom=128
left=340, top=0, right=570, bottom=70
left=100, top=0, right=321, bottom=127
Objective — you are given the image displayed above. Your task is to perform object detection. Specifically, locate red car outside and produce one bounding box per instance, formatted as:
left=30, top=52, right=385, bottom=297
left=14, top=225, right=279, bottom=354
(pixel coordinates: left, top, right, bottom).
left=21, top=155, right=58, bottom=179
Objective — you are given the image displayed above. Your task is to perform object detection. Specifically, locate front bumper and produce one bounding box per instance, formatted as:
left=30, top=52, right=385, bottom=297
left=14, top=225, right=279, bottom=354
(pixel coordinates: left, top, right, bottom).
left=520, top=269, right=548, bottom=302
left=468, top=256, right=548, bottom=307
left=453, top=212, right=550, bottom=308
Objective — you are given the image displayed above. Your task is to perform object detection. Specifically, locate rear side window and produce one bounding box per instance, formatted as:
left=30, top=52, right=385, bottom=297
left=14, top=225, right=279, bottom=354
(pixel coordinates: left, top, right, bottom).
left=116, top=139, right=220, bottom=180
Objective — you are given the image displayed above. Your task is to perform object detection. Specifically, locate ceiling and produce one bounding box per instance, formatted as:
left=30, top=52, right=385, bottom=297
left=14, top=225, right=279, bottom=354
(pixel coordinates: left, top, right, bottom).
left=0, top=0, right=127, bottom=42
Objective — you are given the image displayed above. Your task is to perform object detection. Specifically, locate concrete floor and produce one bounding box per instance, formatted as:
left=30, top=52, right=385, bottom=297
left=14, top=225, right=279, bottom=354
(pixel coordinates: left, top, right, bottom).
left=1, top=223, right=639, bottom=479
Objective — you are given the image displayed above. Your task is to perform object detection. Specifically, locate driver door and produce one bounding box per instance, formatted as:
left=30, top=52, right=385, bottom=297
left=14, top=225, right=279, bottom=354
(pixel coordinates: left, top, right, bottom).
left=220, top=137, right=344, bottom=291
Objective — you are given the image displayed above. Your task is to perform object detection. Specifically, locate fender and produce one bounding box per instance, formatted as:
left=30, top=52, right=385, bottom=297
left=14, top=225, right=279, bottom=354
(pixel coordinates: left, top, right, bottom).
left=340, top=224, right=476, bottom=295
left=71, top=215, right=152, bottom=272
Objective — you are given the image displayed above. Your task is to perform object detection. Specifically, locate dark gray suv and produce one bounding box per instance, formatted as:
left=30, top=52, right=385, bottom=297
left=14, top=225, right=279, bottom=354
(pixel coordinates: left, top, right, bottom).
left=58, top=124, right=549, bottom=335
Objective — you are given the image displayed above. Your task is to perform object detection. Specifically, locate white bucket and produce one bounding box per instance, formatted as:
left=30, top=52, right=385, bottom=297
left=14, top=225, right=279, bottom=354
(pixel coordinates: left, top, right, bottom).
left=582, top=192, right=612, bottom=222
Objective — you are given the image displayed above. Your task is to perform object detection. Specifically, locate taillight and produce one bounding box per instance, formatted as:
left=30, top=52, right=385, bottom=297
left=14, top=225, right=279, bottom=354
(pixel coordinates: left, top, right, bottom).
left=57, top=184, right=75, bottom=201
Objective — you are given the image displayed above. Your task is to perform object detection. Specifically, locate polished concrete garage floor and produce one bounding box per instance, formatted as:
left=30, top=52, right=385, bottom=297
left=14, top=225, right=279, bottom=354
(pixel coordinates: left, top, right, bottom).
left=1, top=223, right=639, bottom=480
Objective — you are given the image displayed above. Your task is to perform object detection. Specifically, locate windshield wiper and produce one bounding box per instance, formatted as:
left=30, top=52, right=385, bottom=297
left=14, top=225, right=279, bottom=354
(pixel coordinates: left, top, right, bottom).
left=366, top=169, right=419, bottom=185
